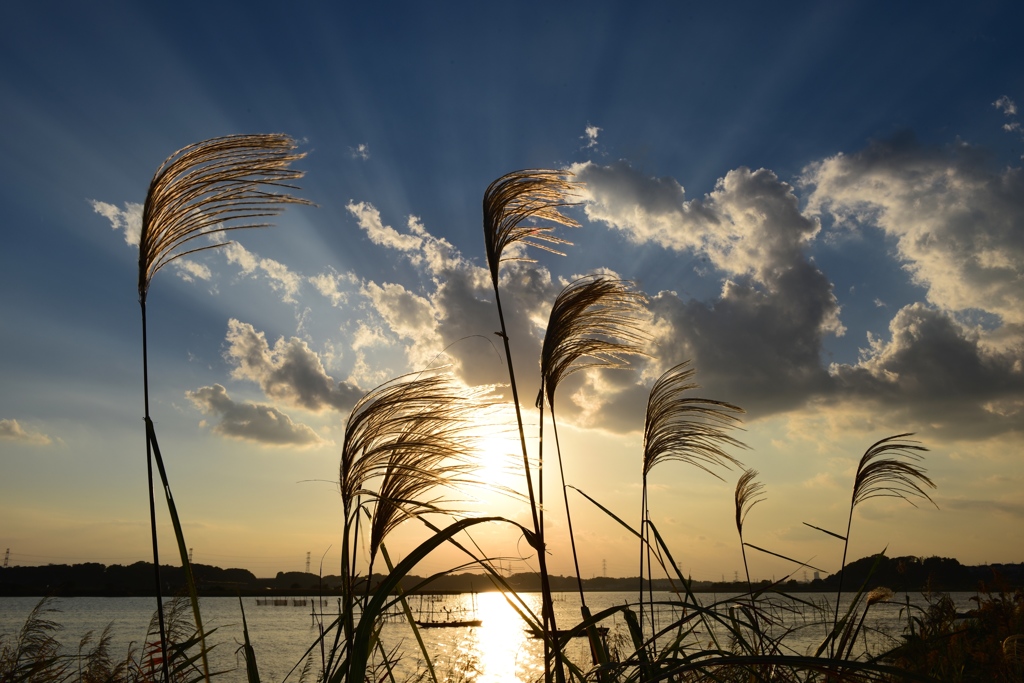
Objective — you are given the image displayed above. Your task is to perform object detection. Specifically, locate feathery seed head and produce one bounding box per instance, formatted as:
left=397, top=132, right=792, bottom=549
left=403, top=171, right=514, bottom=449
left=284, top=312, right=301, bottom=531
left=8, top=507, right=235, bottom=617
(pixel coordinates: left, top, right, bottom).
left=538, top=275, right=650, bottom=408
left=866, top=586, right=895, bottom=606
left=851, top=433, right=936, bottom=510
left=735, top=468, right=766, bottom=536
left=139, top=134, right=312, bottom=301
left=642, top=362, right=746, bottom=479
left=483, top=169, right=580, bottom=288
left=338, top=372, right=495, bottom=561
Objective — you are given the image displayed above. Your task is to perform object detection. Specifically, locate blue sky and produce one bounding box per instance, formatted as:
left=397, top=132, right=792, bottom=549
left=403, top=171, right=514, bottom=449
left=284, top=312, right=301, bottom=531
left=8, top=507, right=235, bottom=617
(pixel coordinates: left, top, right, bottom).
left=2, top=1, right=1022, bottom=580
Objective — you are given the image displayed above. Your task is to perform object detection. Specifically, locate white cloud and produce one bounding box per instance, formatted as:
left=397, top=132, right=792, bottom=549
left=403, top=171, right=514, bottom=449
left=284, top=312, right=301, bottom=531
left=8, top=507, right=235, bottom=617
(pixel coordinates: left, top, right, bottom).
left=582, top=124, right=601, bottom=149
left=90, top=200, right=142, bottom=246
left=223, top=242, right=303, bottom=303
left=0, top=418, right=53, bottom=446
left=224, top=319, right=363, bottom=413
left=994, top=95, right=1018, bottom=116
left=309, top=267, right=358, bottom=307
left=803, top=135, right=1024, bottom=327
left=349, top=143, right=370, bottom=160
left=172, top=258, right=212, bottom=283
left=186, top=384, right=325, bottom=446
left=347, top=201, right=422, bottom=253
left=361, top=281, right=437, bottom=342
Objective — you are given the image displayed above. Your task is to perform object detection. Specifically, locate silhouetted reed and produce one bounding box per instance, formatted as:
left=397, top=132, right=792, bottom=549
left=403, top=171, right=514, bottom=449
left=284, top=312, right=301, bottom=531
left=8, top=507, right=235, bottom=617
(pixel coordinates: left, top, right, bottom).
left=137, top=134, right=311, bottom=682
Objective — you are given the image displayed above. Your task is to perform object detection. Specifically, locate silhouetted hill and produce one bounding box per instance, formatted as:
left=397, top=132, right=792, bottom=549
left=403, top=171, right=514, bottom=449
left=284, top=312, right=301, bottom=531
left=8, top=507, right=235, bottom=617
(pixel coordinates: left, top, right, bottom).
left=1, top=555, right=1020, bottom=597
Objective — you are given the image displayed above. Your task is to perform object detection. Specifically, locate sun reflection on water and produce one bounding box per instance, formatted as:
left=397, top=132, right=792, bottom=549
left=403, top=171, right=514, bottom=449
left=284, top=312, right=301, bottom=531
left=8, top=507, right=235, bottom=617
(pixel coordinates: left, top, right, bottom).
left=464, top=591, right=543, bottom=682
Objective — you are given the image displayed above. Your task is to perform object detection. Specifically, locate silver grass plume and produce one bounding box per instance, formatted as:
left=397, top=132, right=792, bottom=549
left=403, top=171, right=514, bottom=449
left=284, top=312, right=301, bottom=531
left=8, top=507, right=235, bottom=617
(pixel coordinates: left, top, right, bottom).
left=339, top=372, right=491, bottom=561
left=139, top=133, right=312, bottom=301
left=851, top=433, right=936, bottom=510
left=735, top=468, right=766, bottom=538
left=538, top=275, right=650, bottom=409
left=642, top=362, right=746, bottom=479
left=482, top=169, right=579, bottom=288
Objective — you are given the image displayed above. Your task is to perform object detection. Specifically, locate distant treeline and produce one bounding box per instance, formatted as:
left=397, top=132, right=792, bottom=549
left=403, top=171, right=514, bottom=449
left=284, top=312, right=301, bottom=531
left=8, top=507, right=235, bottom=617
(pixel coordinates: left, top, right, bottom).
left=1, top=555, right=1020, bottom=597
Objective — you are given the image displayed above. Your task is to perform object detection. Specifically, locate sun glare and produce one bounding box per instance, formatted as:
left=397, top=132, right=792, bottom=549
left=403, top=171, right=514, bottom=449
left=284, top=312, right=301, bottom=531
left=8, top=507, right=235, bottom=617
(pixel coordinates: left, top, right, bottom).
left=473, top=431, right=524, bottom=495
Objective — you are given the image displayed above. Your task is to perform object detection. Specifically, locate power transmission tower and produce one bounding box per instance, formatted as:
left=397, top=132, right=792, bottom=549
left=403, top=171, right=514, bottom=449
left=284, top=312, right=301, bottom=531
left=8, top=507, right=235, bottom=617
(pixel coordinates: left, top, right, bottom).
left=3, top=548, right=8, bottom=568
left=602, top=558, right=607, bottom=577
left=188, top=547, right=193, bottom=564
left=306, top=551, right=311, bottom=574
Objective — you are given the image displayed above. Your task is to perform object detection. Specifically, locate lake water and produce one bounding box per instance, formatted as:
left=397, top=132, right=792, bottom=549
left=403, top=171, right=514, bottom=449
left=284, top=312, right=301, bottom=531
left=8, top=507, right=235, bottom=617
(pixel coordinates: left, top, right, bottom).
left=0, top=591, right=979, bottom=682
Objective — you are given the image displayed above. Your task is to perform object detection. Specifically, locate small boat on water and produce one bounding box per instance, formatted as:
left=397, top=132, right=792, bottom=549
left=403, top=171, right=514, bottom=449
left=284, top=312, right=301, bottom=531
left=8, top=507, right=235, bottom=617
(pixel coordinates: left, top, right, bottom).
left=415, top=619, right=482, bottom=628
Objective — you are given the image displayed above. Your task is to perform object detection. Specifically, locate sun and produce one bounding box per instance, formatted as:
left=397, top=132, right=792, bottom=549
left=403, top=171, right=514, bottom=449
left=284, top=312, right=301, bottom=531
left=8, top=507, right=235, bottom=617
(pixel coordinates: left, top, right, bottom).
left=471, top=430, right=525, bottom=498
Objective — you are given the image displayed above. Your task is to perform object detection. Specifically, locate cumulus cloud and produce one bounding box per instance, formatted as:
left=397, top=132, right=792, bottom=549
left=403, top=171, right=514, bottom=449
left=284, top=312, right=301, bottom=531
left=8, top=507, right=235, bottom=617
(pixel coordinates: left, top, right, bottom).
left=224, top=319, right=364, bottom=413
left=91, top=200, right=142, bottom=246
left=829, top=303, right=1024, bottom=438
left=573, top=160, right=843, bottom=415
left=346, top=202, right=463, bottom=274
left=186, top=384, right=325, bottom=446
left=582, top=124, right=601, bottom=149
left=0, top=418, right=53, bottom=445
left=803, top=134, right=1024, bottom=328
left=361, top=281, right=438, bottom=344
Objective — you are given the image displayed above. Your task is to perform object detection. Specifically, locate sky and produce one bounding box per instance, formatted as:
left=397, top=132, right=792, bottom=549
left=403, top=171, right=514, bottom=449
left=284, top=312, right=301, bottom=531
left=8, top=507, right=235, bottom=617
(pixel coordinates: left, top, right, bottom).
left=2, top=1, right=1023, bottom=583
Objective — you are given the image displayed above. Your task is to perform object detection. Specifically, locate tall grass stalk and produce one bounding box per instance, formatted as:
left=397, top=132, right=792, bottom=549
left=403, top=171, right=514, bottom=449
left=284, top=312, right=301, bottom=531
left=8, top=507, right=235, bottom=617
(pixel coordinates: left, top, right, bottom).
left=640, top=362, right=745, bottom=651
left=537, top=275, right=648, bottom=670
left=825, top=434, right=936, bottom=658
left=482, top=168, right=578, bottom=683
left=138, top=134, right=310, bottom=682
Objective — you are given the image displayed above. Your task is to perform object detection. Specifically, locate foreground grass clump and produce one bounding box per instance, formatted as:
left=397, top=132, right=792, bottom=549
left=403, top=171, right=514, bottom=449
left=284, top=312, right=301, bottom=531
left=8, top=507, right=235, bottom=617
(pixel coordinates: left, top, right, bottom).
left=886, top=586, right=1024, bottom=682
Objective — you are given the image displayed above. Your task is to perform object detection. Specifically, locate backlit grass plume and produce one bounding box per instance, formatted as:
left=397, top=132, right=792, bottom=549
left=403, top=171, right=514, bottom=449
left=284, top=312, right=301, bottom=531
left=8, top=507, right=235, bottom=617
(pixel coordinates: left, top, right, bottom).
left=538, top=275, right=649, bottom=410
left=827, top=433, right=936, bottom=654
left=639, top=361, right=745, bottom=644
left=483, top=169, right=579, bottom=288
left=330, top=371, right=494, bottom=679
left=139, top=133, right=312, bottom=300
left=642, top=362, right=745, bottom=479
left=735, top=468, right=766, bottom=600
left=136, top=133, right=310, bottom=682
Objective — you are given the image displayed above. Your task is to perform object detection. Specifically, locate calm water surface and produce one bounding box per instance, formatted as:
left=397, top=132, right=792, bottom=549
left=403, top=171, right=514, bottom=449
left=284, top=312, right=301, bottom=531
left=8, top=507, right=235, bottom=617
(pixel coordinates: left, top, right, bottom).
left=0, top=591, right=979, bottom=682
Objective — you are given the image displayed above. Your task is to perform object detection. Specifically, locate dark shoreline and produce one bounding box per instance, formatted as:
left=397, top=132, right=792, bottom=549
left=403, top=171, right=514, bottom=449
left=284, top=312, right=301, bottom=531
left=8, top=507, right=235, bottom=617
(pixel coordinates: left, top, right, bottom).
left=2, top=554, right=1021, bottom=598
